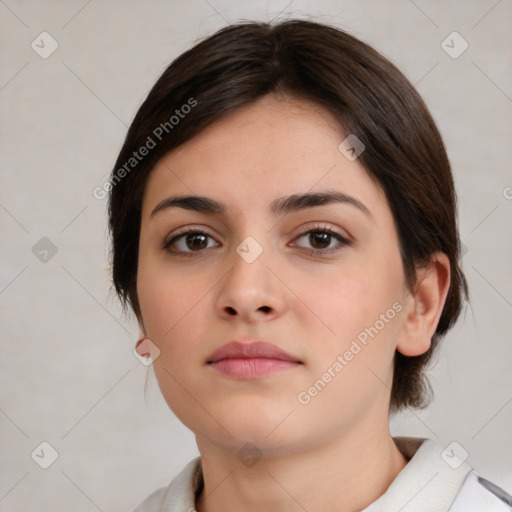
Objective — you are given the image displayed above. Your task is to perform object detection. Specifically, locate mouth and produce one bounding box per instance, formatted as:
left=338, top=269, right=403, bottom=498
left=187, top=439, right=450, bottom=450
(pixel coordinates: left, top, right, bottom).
left=206, top=340, right=303, bottom=379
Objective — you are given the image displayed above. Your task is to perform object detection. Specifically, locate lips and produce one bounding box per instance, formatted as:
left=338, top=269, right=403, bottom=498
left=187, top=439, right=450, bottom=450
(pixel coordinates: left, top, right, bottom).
left=207, top=340, right=301, bottom=364
left=206, top=340, right=302, bottom=379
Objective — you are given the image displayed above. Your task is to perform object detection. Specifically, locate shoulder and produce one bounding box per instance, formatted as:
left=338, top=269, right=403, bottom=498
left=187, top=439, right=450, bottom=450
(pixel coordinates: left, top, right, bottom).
left=364, top=437, right=512, bottom=512
left=129, top=457, right=202, bottom=512
left=449, top=470, right=512, bottom=511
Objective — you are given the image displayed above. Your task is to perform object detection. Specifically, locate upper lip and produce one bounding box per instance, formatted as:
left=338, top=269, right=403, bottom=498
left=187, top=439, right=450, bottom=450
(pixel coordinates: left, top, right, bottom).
left=207, top=340, right=302, bottom=364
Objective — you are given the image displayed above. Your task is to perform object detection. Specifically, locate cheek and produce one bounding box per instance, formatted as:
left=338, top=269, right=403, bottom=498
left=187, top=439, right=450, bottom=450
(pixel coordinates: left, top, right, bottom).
left=292, top=268, right=403, bottom=426
left=292, top=255, right=405, bottom=370
left=136, top=260, right=211, bottom=354
left=136, top=263, right=213, bottom=427
left=292, top=264, right=377, bottom=336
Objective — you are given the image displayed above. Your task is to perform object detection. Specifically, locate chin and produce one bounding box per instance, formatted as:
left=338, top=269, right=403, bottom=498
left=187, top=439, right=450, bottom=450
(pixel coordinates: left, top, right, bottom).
left=194, top=406, right=311, bottom=456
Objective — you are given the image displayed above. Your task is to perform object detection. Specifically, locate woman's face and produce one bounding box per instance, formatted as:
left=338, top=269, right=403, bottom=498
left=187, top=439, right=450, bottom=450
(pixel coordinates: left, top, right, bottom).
left=137, top=94, right=412, bottom=455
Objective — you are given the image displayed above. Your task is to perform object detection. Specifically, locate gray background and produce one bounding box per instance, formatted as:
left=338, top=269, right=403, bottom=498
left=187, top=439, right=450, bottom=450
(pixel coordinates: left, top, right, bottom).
left=0, top=1, right=511, bottom=511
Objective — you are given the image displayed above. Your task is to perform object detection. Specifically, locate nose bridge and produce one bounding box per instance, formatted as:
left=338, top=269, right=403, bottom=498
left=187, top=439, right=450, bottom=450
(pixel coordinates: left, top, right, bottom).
left=228, top=232, right=270, bottom=293
left=235, top=234, right=266, bottom=265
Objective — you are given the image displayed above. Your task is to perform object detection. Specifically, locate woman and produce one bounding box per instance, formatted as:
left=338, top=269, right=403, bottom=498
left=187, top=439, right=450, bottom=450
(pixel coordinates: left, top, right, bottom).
left=108, top=19, right=511, bottom=512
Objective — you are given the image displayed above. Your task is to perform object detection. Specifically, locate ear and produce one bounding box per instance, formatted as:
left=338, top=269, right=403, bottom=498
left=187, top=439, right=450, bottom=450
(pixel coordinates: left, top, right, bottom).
left=135, top=330, right=149, bottom=358
left=396, top=252, right=451, bottom=357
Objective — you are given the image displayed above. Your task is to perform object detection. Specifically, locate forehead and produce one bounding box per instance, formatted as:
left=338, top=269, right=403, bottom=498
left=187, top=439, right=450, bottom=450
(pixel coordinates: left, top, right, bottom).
left=142, top=94, right=387, bottom=219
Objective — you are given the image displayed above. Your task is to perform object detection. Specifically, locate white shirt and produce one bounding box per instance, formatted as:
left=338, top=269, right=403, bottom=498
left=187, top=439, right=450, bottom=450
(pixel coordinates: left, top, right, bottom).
left=131, top=436, right=512, bottom=511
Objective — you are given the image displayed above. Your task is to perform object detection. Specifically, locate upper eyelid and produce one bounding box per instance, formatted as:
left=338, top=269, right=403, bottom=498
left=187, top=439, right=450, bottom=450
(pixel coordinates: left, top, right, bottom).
left=167, top=223, right=347, bottom=240
left=297, top=223, right=350, bottom=247
left=164, top=227, right=215, bottom=247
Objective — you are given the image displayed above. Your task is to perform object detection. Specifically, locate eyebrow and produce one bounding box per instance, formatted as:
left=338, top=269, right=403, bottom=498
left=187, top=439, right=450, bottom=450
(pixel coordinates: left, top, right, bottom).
left=150, top=190, right=371, bottom=219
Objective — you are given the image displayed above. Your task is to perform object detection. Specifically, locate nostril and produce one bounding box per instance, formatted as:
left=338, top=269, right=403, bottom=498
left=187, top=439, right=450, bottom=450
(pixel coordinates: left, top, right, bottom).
left=225, top=306, right=237, bottom=316
left=259, top=306, right=271, bottom=313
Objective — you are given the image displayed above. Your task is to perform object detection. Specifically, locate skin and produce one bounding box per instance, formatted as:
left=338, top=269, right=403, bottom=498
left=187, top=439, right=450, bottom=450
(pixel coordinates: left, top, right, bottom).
left=136, top=93, right=450, bottom=512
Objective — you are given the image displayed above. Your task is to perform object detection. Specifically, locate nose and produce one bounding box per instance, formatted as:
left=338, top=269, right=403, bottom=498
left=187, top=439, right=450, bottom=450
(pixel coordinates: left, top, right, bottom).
left=214, top=242, right=287, bottom=324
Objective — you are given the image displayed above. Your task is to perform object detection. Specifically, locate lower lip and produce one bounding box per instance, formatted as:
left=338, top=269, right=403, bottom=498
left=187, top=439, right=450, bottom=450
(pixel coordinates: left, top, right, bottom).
left=208, top=358, right=301, bottom=378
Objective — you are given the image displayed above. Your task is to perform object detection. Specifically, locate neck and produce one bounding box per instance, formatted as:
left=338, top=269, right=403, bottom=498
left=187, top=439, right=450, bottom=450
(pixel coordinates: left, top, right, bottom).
left=195, top=425, right=408, bottom=512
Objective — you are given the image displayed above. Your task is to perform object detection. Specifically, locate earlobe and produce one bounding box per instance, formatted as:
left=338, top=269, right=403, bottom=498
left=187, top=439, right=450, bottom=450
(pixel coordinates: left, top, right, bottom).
left=135, top=331, right=149, bottom=358
left=397, top=253, right=451, bottom=357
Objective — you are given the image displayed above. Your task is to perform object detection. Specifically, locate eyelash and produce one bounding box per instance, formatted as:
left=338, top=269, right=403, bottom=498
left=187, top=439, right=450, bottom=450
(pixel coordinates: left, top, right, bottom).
left=163, top=224, right=351, bottom=257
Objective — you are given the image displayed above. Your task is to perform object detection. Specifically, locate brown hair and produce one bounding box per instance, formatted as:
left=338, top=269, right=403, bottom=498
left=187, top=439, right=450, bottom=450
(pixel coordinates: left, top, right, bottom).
left=108, top=19, right=468, bottom=415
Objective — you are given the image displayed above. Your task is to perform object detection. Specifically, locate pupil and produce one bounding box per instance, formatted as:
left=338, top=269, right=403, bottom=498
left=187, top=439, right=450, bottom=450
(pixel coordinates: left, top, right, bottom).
left=311, top=232, right=330, bottom=249
left=187, top=233, right=207, bottom=250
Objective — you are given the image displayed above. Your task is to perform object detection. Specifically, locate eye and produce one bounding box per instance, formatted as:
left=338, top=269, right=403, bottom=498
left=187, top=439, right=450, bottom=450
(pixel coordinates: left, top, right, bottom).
left=163, top=224, right=350, bottom=256
left=291, top=225, right=350, bottom=254
left=163, top=228, right=220, bottom=255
